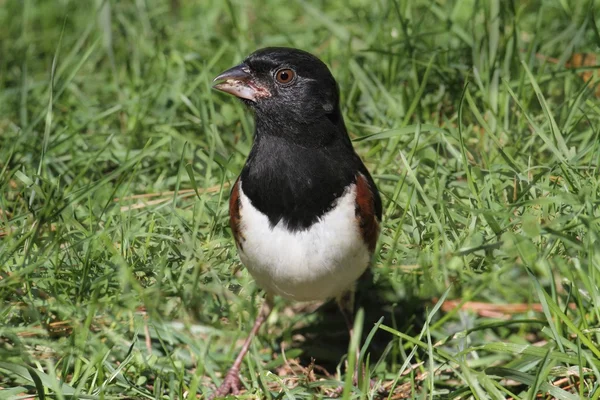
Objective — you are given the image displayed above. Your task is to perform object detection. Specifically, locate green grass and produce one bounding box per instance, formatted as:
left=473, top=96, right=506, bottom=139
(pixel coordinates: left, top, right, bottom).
left=1, top=0, right=599, bottom=398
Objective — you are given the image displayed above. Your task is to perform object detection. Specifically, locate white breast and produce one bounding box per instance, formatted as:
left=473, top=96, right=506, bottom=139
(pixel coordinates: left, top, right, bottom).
left=236, top=183, right=370, bottom=302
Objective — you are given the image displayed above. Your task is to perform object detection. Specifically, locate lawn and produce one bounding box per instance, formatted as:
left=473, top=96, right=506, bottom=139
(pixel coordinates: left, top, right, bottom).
left=1, top=0, right=599, bottom=398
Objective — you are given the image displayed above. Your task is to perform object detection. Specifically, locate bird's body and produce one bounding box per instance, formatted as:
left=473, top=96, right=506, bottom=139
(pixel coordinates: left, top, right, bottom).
left=211, top=47, right=381, bottom=397
left=230, top=115, right=380, bottom=301
left=235, top=178, right=370, bottom=301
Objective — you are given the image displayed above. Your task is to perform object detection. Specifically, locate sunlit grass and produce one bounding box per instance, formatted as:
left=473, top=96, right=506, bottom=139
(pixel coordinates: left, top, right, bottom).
left=1, top=0, right=599, bottom=398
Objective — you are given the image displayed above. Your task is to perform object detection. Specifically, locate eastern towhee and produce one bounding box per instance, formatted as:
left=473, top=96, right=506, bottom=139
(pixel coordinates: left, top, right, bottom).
left=211, top=47, right=382, bottom=397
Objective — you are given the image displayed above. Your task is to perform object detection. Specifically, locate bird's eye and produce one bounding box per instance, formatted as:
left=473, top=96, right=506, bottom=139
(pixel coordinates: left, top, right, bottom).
left=275, top=69, right=295, bottom=85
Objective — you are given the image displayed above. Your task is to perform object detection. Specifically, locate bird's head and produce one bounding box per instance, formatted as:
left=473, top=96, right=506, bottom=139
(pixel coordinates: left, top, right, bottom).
left=213, top=47, right=340, bottom=127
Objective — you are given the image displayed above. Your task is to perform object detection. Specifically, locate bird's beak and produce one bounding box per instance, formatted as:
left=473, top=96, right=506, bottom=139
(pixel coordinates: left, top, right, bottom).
left=213, top=64, right=270, bottom=102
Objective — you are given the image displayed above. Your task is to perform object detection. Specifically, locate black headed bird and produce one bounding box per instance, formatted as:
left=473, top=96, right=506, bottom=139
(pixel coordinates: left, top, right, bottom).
left=211, top=47, right=382, bottom=397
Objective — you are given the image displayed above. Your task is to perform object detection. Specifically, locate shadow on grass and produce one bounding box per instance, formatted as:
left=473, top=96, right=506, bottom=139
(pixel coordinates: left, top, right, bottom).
left=290, top=270, right=428, bottom=373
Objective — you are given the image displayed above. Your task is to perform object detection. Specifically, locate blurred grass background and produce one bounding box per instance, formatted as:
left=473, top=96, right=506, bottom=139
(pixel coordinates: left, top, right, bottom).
left=1, top=0, right=599, bottom=398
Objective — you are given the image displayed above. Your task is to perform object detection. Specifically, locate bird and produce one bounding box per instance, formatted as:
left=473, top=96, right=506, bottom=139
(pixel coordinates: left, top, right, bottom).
left=211, top=47, right=382, bottom=397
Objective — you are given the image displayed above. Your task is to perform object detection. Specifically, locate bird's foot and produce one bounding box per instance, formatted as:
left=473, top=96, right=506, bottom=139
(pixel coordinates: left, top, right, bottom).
left=209, top=367, right=242, bottom=399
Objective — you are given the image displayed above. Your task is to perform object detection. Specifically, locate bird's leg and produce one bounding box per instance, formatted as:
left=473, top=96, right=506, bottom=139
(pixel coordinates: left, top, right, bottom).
left=337, top=289, right=359, bottom=358
left=336, top=290, right=362, bottom=381
left=337, top=289, right=356, bottom=335
left=210, top=296, right=273, bottom=399
left=335, top=291, right=385, bottom=396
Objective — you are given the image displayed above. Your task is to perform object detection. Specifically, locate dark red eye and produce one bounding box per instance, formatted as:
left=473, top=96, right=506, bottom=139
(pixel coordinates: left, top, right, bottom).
left=275, top=69, right=295, bottom=84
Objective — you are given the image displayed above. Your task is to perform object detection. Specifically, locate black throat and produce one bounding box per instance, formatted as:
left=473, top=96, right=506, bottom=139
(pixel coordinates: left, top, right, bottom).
left=240, top=113, right=362, bottom=231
